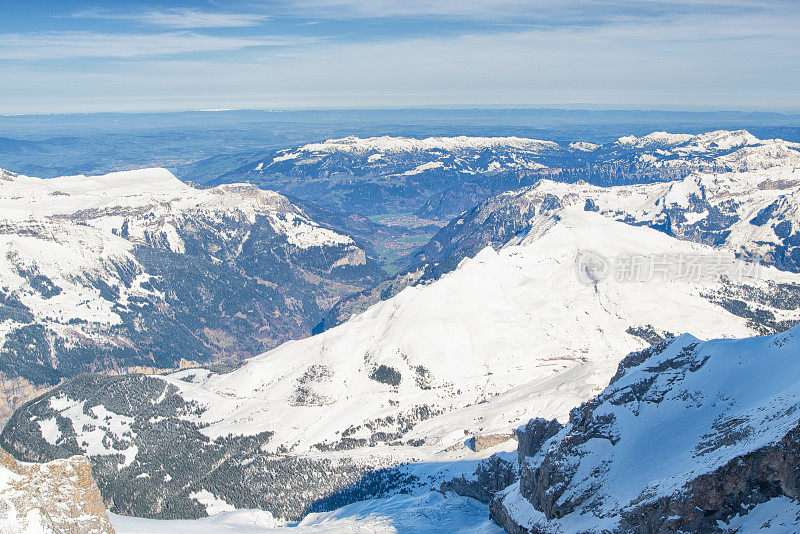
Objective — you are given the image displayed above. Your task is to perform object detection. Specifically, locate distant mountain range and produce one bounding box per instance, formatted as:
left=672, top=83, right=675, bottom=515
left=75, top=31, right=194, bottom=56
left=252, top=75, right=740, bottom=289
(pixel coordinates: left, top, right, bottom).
left=199, top=129, right=800, bottom=222
left=317, top=131, right=800, bottom=330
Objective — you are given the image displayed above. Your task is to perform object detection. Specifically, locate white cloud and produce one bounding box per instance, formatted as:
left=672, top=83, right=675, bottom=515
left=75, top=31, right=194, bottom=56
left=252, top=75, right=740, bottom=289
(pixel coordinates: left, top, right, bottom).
left=4, top=9, right=797, bottom=113
left=1, top=1, right=797, bottom=112
left=281, top=0, right=793, bottom=21
left=74, top=8, right=270, bottom=28
left=0, top=31, right=316, bottom=60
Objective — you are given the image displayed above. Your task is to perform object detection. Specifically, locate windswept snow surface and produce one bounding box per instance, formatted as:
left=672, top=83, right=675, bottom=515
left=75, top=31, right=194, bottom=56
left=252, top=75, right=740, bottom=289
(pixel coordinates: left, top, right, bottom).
left=110, top=492, right=503, bottom=534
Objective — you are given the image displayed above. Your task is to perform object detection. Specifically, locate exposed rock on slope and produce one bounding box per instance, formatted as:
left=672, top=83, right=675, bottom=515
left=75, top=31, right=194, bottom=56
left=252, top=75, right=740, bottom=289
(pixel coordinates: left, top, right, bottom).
left=0, top=167, right=380, bottom=416
left=0, top=446, right=114, bottom=534
left=440, top=452, right=518, bottom=504
left=492, top=323, right=800, bottom=533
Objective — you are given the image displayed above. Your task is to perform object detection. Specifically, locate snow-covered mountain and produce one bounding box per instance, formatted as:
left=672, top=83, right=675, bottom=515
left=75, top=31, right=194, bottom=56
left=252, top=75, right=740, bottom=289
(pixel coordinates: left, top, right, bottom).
left=0, top=167, right=380, bottom=416
left=5, top=207, right=800, bottom=521
left=469, top=165, right=800, bottom=274
left=492, top=323, right=800, bottom=533
left=205, top=130, right=800, bottom=221
left=320, top=163, right=800, bottom=331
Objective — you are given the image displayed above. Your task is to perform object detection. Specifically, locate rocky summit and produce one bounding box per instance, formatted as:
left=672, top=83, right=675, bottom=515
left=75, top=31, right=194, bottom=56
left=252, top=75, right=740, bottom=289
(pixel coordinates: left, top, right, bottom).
left=492, top=323, right=800, bottom=533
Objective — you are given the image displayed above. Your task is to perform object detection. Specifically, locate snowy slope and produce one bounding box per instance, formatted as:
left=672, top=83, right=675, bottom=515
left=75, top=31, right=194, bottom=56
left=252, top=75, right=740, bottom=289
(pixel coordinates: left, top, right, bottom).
left=493, top=323, right=800, bottom=533
left=9, top=206, right=800, bottom=521
left=508, top=166, right=800, bottom=273
left=322, top=163, right=800, bottom=332
left=5, top=136, right=800, bottom=523
left=178, top=210, right=794, bottom=453
left=110, top=491, right=503, bottom=534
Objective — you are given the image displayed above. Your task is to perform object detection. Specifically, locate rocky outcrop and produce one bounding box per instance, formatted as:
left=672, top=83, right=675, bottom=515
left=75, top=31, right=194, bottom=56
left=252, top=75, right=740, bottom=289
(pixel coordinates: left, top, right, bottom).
left=466, top=432, right=516, bottom=452
left=441, top=453, right=518, bottom=504
left=492, top=324, right=800, bottom=533
left=515, top=418, right=562, bottom=463
left=0, top=447, right=114, bottom=534
left=0, top=372, right=50, bottom=420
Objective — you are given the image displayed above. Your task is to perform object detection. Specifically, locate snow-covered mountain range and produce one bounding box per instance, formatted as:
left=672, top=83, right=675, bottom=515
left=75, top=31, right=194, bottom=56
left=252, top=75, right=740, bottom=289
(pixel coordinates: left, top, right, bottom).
left=320, top=162, right=800, bottom=331
left=0, top=167, right=380, bottom=416
left=2, top=130, right=800, bottom=531
left=205, top=130, right=800, bottom=221
left=5, top=206, right=800, bottom=521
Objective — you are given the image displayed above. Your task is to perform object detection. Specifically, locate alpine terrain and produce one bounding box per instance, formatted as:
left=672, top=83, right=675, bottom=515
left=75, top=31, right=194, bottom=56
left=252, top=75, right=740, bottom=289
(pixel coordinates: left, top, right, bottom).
left=0, top=167, right=380, bottom=416
left=2, top=130, right=800, bottom=533
left=493, top=323, right=800, bottom=533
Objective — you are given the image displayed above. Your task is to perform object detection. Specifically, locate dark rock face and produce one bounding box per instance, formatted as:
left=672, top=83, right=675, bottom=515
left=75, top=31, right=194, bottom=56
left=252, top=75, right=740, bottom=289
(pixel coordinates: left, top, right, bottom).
left=466, top=433, right=516, bottom=453
left=441, top=453, right=518, bottom=504
left=491, top=325, right=800, bottom=533
left=490, top=495, right=533, bottom=534
left=610, top=427, right=800, bottom=533
left=515, top=418, right=562, bottom=464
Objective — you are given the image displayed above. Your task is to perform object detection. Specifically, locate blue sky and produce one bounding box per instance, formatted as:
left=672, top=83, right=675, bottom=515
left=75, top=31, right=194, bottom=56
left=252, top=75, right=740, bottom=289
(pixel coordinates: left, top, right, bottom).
left=0, top=0, right=798, bottom=114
